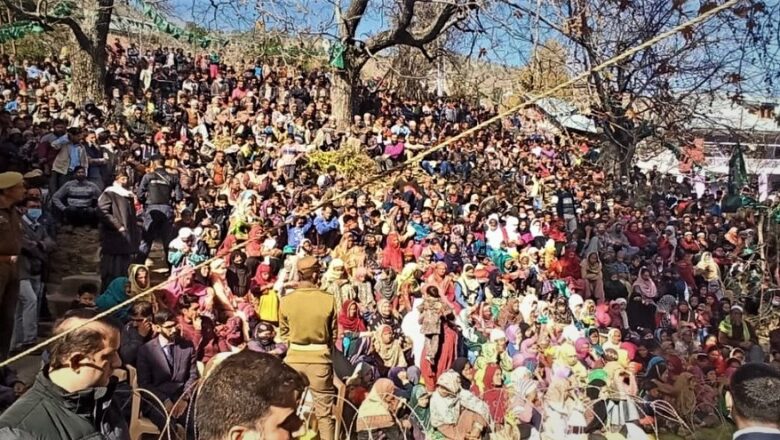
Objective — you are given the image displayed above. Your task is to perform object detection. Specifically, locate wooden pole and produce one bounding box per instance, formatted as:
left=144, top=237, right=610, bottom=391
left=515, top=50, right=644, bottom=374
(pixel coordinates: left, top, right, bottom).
left=758, top=213, right=766, bottom=314
left=0, top=8, right=5, bottom=55
left=7, top=10, right=16, bottom=56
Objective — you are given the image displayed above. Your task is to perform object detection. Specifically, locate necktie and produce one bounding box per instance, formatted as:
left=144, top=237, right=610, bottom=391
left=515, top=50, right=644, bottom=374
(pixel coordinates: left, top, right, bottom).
left=163, top=344, right=174, bottom=372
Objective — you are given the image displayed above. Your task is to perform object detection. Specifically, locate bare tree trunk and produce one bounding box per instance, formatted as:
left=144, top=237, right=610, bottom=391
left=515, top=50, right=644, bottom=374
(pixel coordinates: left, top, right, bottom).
left=331, top=67, right=357, bottom=131
left=68, top=0, right=113, bottom=103
left=69, top=39, right=107, bottom=103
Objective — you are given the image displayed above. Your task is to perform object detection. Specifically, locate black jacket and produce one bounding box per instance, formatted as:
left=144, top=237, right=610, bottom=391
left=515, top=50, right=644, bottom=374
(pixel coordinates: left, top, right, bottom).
left=0, top=370, right=129, bottom=440
left=97, top=187, right=140, bottom=255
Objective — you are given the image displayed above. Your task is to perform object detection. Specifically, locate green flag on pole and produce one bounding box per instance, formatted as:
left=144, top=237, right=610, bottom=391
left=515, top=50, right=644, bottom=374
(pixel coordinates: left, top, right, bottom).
left=722, top=144, right=748, bottom=212
left=728, top=143, right=747, bottom=195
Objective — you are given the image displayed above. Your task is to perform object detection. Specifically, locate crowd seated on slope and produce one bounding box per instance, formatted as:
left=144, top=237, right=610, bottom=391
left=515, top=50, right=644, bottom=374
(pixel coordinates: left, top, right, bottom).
left=0, top=41, right=779, bottom=440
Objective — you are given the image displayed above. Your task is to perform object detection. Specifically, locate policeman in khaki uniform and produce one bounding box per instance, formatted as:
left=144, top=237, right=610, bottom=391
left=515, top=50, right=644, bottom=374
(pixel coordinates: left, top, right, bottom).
left=0, top=172, right=25, bottom=359
left=279, top=256, right=338, bottom=440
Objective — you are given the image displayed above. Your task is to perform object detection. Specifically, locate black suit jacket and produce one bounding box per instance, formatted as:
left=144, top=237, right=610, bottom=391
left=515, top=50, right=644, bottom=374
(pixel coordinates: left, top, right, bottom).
left=136, top=337, right=199, bottom=403
left=97, top=189, right=140, bottom=254
left=734, top=432, right=780, bottom=440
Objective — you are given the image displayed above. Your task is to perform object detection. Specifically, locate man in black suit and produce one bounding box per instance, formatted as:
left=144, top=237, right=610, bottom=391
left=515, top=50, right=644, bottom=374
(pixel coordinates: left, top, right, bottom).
left=137, top=309, right=199, bottom=432
left=730, top=363, right=780, bottom=440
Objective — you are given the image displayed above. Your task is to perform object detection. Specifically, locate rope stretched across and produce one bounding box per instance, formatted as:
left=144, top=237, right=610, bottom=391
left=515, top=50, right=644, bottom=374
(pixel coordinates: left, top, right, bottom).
left=0, top=0, right=742, bottom=368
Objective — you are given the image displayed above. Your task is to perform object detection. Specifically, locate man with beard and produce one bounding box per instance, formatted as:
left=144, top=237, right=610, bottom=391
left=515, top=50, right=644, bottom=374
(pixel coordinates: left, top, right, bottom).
left=136, top=309, right=199, bottom=433
left=97, top=171, right=140, bottom=287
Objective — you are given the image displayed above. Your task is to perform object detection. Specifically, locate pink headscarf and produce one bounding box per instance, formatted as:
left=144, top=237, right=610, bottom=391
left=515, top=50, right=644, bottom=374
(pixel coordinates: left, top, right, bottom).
left=574, top=338, right=591, bottom=361
left=620, top=342, right=637, bottom=361
left=595, top=304, right=612, bottom=327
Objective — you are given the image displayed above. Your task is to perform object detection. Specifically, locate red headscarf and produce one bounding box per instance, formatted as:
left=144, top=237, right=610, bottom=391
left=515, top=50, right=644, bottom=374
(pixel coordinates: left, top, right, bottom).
left=381, top=232, right=404, bottom=272
left=481, top=363, right=507, bottom=424
left=559, top=248, right=581, bottom=280
left=251, top=263, right=276, bottom=291
left=338, top=300, right=366, bottom=333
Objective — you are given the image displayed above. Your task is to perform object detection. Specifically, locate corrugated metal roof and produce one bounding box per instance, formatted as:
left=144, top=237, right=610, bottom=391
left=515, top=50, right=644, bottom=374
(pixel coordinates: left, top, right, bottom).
left=689, top=97, right=780, bottom=133
left=535, top=97, right=597, bottom=133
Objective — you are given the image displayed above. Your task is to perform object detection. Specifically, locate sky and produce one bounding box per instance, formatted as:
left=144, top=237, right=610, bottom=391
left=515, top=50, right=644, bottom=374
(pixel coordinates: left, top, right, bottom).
left=160, top=0, right=541, bottom=67
left=154, top=0, right=779, bottom=93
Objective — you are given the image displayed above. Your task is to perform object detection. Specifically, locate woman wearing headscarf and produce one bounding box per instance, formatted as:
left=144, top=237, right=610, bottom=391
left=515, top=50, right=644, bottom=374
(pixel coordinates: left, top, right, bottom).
left=473, top=302, right=497, bottom=338
left=574, top=337, right=600, bottom=369
left=553, top=343, right=588, bottom=384
left=381, top=232, right=405, bottom=273
left=485, top=268, right=505, bottom=299
left=632, top=267, right=657, bottom=300
left=602, top=328, right=623, bottom=353
left=374, top=267, right=398, bottom=306
left=425, top=262, right=457, bottom=313
left=322, top=258, right=354, bottom=309
left=674, top=251, right=696, bottom=289
left=558, top=244, right=582, bottom=280
left=462, top=232, right=486, bottom=264
left=162, top=266, right=212, bottom=312
left=657, top=225, right=677, bottom=262
left=96, top=264, right=151, bottom=322
left=95, top=277, right=131, bottom=322
left=481, top=363, right=509, bottom=426
left=581, top=252, right=605, bottom=303
left=373, top=324, right=408, bottom=371
left=332, top=233, right=365, bottom=274
left=496, top=298, right=522, bottom=328
left=369, top=299, right=403, bottom=337
left=389, top=366, right=421, bottom=401
left=337, top=299, right=368, bottom=353
left=451, top=358, right=474, bottom=390
left=442, top=243, right=464, bottom=274
left=429, top=371, right=489, bottom=440
left=395, top=263, right=420, bottom=315
left=356, top=378, right=405, bottom=440
left=454, top=264, right=484, bottom=309
left=250, top=262, right=279, bottom=324
left=409, top=380, right=432, bottom=440
left=128, top=264, right=150, bottom=298
left=508, top=376, right=542, bottom=440
left=695, top=251, right=724, bottom=299
left=247, top=321, right=287, bottom=356
left=225, top=250, right=251, bottom=298
left=542, top=378, right=573, bottom=440
left=350, top=267, right=376, bottom=317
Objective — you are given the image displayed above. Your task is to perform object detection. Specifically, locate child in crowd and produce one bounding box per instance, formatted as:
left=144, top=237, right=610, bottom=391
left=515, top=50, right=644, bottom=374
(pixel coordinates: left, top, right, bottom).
left=69, top=283, right=98, bottom=310
left=418, top=285, right=451, bottom=365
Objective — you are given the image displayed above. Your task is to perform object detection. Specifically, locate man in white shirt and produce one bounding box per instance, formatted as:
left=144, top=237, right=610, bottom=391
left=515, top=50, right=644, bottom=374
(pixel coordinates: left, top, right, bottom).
left=730, top=363, right=780, bottom=440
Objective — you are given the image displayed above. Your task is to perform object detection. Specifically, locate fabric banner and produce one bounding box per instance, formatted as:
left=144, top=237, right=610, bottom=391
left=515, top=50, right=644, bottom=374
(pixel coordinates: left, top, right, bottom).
left=0, top=21, right=45, bottom=43
left=138, top=0, right=221, bottom=48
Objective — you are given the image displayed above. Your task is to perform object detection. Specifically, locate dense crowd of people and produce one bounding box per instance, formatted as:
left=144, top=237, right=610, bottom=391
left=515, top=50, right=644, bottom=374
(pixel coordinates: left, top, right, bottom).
left=0, top=38, right=779, bottom=440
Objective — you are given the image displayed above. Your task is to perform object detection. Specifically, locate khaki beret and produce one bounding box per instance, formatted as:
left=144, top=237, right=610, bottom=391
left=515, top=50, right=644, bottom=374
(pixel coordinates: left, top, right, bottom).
left=296, top=256, right=320, bottom=275
left=0, top=172, right=23, bottom=190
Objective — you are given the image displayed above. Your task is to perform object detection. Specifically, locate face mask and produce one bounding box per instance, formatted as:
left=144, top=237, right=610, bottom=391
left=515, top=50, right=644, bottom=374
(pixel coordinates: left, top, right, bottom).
left=26, top=208, right=42, bottom=221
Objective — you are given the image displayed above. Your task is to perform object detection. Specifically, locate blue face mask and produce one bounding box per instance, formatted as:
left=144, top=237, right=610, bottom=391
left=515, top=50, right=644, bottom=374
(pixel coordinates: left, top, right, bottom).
left=26, top=208, right=42, bottom=221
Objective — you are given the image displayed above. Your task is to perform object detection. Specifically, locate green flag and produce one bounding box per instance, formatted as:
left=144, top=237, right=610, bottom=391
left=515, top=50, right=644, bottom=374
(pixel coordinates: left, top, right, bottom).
left=722, top=144, right=748, bottom=212
left=728, top=143, right=747, bottom=195
left=328, top=42, right=346, bottom=70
